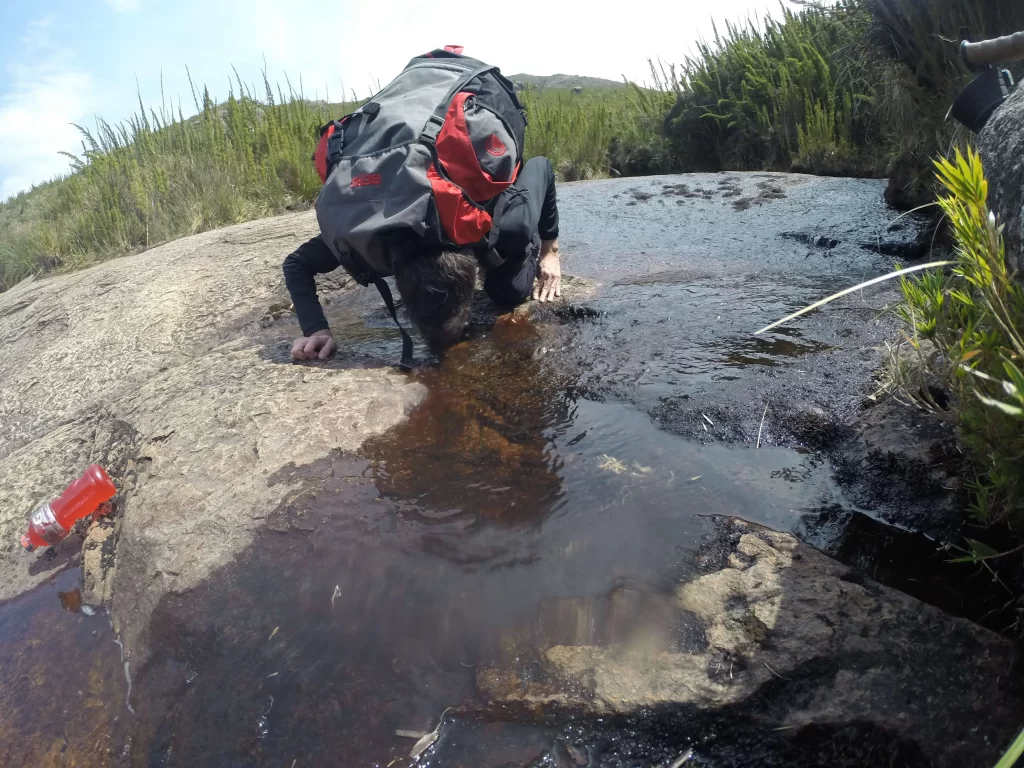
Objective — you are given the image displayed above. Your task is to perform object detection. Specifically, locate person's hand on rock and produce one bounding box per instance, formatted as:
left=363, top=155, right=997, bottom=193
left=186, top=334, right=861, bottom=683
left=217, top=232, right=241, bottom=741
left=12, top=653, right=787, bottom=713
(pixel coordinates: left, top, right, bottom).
left=533, top=239, right=562, bottom=302
left=291, top=329, right=337, bottom=361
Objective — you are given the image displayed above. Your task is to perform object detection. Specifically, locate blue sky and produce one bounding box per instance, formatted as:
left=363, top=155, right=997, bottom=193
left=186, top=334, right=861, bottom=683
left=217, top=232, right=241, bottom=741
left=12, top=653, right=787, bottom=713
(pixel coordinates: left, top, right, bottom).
left=0, top=0, right=785, bottom=200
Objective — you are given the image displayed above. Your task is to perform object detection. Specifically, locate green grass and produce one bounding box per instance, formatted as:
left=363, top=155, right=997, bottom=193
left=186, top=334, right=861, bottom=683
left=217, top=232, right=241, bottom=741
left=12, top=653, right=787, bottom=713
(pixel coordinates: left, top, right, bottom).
left=4, top=0, right=1024, bottom=291
left=666, top=3, right=879, bottom=176
left=521, top=82, right=676, bottom=180
left=862, top=0, right=1024, bottom=207
left=0, top=73, right=357, bottom=290
left=664, top=0, right=1024, bottom=195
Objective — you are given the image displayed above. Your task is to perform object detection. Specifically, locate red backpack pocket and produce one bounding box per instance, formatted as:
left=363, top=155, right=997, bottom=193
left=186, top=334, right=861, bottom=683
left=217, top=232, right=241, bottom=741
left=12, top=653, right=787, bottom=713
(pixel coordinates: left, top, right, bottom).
left=435, top=92, right=520, bottom=204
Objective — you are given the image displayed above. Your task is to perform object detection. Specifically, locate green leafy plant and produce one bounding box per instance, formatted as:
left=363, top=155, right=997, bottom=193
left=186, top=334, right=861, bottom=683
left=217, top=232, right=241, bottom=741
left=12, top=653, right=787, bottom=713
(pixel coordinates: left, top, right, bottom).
left=757, top=147, right=1022, bottom=528
left=894, top=148, right=1024, bottom=524
left=994, top=728, right=1024, bottom=768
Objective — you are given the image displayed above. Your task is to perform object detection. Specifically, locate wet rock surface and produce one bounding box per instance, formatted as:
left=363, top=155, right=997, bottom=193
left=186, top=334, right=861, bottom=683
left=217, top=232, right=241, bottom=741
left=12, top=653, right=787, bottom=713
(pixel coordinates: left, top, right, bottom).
left=0, top=570, right=128, bottom=768
left=0, top=213, right=424, bottom=645
left=558, top=173, right=911, bottom=449
left=978, top=81, right=1024, bottom=275
left=474, top=519, right=1021, bottom=768
left=1, top=172, right=1016, bottom=767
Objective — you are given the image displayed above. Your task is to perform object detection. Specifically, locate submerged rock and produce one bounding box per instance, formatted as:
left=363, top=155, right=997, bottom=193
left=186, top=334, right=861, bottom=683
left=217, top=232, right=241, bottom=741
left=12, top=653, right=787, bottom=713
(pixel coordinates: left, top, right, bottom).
left=477, top=518, right=1022, bottom=767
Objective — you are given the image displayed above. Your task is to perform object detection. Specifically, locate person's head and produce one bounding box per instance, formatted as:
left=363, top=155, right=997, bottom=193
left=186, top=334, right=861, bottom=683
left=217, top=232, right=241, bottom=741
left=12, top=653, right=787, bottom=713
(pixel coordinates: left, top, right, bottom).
left=393, top=249, right=477, bottom=354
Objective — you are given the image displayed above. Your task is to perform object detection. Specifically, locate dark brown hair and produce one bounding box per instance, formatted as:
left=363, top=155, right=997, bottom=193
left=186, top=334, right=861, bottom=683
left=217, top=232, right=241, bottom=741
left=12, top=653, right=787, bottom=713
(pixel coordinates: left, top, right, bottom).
left=393, top=250, right=477, bottom=353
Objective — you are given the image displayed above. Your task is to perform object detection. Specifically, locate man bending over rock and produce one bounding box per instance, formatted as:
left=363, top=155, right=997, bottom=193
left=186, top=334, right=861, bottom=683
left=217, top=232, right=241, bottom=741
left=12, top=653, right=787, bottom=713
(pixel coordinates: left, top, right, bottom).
left=283, top=157, right=562, bottom=360
left=280, top=47, right=562, bottom=362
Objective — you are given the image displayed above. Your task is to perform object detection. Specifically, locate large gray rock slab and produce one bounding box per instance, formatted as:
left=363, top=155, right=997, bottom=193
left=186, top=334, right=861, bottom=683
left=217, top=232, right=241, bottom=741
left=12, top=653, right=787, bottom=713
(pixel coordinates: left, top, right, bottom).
left=978, top=82, right=1024, bottom=276
left=0, top=212, right=424, bottom=664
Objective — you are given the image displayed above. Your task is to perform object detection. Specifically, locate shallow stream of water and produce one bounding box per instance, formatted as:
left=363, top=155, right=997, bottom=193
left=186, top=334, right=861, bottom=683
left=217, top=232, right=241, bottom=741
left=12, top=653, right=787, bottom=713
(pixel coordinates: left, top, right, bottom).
left=0, top=310, right=862, bottom=767
left=0, top=173, right=957, bottom=767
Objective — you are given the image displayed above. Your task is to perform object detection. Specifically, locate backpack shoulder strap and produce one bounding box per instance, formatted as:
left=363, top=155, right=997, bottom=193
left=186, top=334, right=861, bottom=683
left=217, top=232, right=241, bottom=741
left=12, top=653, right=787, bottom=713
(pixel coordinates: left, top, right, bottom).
left=372, top=278, right=415, bottom=370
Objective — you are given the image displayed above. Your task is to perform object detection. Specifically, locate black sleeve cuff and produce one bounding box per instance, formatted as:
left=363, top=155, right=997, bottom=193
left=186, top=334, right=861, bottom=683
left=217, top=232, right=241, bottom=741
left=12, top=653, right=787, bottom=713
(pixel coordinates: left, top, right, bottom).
left=302, top=320, right=331, bottom=337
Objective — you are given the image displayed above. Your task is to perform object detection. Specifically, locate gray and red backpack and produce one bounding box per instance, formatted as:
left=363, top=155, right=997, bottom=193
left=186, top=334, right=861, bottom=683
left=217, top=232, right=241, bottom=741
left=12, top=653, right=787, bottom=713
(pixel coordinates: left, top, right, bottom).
left=312, top=47, right=528, bottom=366
left=313, top=47, right=527, bottom=287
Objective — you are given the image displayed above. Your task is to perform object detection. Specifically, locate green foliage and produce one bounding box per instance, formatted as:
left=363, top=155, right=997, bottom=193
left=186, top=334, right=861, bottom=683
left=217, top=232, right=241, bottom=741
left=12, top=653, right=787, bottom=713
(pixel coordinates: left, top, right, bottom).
left=864, top=0, right=1024, bottom=206
left=667, top=3, right=879, bottom=175
left=665, top=0, right=1023, bottom=188
left=520, top=80, right=677, bottom=181
left=994, top=729, right=1024, bottom=768
left=0, top=73, right=355, bottom=290
left=894, top=149, right=1024, bottom=524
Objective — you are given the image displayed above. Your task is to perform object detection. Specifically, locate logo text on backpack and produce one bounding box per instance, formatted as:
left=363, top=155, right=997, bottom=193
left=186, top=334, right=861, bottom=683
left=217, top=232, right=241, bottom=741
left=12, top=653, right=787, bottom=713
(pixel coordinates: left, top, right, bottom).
left=485, top=134, right=507, bottom=156
left=351, top=173, right=382, bottom=188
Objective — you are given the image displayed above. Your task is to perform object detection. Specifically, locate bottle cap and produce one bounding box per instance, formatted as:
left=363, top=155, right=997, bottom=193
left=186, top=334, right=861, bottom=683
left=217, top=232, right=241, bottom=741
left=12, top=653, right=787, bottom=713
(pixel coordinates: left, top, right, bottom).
left=20, top=534, right=35, bottom=552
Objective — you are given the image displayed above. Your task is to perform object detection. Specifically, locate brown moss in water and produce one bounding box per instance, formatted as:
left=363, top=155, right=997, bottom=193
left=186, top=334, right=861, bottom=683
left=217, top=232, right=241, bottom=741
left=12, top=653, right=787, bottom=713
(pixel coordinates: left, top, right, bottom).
left=0, top=569, right=128, bottom=767
left=364, top=313, right=572, bottom=526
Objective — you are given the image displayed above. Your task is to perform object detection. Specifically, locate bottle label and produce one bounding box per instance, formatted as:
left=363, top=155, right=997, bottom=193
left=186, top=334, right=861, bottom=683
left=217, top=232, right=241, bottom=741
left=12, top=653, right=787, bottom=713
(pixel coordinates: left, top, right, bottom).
left=30, top=503, right=67, bottom=545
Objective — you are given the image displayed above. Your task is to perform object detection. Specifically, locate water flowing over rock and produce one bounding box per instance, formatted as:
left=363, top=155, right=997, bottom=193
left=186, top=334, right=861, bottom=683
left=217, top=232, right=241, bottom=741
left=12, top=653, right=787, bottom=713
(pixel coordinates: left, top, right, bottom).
left=1, top=175, right=1017, bottom=767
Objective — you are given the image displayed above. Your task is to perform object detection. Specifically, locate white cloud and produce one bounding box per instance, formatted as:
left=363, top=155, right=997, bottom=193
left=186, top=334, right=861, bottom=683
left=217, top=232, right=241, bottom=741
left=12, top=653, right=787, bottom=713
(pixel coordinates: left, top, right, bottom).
left=0, top=18, right=93, bottom=200
left=231, top=0, right=794, bottom=94
left=105, top=0, right=141, bottom=11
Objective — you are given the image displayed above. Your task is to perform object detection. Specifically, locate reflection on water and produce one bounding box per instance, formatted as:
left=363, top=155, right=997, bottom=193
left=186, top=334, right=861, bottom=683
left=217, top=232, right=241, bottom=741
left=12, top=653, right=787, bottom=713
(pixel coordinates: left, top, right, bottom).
left=724, top=331, right=835, bottom=368
left=562, top=276, right=867, bottom=406
left=365, top=315, right=570, bottom=527
left=0, top=569, right=127, bottom=768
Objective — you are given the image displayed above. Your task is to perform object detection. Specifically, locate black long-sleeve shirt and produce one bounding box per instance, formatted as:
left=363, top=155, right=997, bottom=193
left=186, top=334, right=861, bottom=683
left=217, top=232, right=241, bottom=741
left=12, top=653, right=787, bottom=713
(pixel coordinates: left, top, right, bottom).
left=282, top=236, right=339, bottom=336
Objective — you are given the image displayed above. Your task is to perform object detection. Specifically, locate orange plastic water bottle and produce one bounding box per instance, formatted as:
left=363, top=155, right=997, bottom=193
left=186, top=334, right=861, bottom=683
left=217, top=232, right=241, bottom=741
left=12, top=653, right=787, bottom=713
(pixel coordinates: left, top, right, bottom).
left=21, top=465, right=117, bottom=551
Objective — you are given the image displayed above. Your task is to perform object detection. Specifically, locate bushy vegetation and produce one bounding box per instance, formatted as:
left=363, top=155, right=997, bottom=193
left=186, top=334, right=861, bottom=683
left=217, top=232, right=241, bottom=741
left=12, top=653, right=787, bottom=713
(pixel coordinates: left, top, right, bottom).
left=666, top=0, right=1024, bottom=200
left=521, top=84, right=677, bottom=181
left=667, top=3, right=877, bottom=176
left=4, top=0, right=1023, bottom=291
left=891, top=149, right=1024, bottom=525
left=0, top=74, right=354, bottom=290
left=862, top=0, right=1024, bottom=207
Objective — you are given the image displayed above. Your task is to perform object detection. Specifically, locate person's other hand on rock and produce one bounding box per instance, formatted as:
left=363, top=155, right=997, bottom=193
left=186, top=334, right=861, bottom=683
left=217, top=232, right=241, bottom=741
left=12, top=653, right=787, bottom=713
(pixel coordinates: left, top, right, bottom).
left=291, top=329, right=337, bottom=361
left=532, top=239, right=561, bottom=302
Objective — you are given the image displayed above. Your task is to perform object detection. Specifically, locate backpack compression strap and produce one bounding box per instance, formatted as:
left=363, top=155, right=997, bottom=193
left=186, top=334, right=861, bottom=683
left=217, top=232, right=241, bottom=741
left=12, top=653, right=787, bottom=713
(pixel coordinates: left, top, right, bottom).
left=372, top=278, right=415, bottom=370
left=314, top=119, right=347, bottom=183
left=419, top=63, right=499, bottom=145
